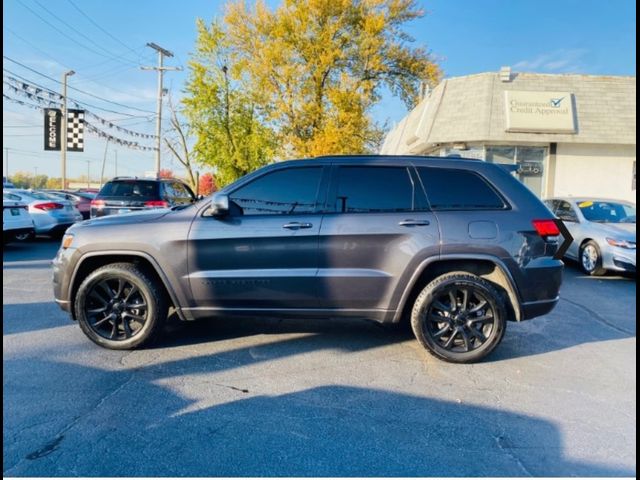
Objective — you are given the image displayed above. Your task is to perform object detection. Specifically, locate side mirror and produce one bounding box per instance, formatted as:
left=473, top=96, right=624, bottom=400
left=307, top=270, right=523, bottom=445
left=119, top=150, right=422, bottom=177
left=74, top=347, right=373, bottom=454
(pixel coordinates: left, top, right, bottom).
left=210, top=192, right=229, bottom=216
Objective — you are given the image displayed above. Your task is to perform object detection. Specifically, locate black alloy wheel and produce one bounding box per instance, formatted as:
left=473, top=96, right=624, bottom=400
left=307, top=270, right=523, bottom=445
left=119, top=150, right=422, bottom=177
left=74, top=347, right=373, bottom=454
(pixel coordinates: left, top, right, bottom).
left=75, top=263, right=167, bottom=349
left=411, top=272, right=506, bottom=363
left=84, top=277, right=149, bottom=341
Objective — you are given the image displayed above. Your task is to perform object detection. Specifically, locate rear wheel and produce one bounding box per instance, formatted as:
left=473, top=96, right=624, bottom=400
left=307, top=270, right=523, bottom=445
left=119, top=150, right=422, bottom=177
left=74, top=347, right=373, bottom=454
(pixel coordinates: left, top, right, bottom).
left=580, top=241, right=607, bottom=276
left=74, top=263, right=168, bottom=349
left=411, top=272, right=506, bottom=363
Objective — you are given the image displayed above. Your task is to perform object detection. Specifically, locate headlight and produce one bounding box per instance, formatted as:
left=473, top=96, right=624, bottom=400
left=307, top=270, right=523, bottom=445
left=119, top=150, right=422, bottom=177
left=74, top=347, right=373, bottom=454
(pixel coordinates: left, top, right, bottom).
left=61, top=233, right=74, bottom=249
left=606, top=238, right=636, bottom=249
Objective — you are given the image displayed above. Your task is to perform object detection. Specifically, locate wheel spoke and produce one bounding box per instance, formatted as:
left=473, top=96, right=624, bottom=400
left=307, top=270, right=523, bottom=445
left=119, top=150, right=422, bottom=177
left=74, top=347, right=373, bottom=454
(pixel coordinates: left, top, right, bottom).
left=469, top=314, right=494, bottom=324
left=109, top=317, right=118, bottom=339
left=93, top=313, right=114, bottom=328
left=114, top=278, right=125, bottom=299
left=460, top=288, right=469, bottom=311
left=460, top=329, right=471, bottom=351
left=123, top=285, right=139, bottom=303
left=429, top=312, right=451, bottom=324
left=433, top=325, right=451, bottom=338
left=470, top=325, right=487, bottom=343
left=433, top=300, right=451, bottom=313
left=87, top=306, right=107, bottom=314
left=88, top=289, right=108, bottom=306
left=468, top=299, right=487, bottom=313
left=448, top=291, right=457, bottom=312
left=124, top=312, right=145, bottom=322
left=122, top=318, right=133, bottom=338
left=126, top=301, right=146, bottom=309
left=443, top=330, right=457, bottom=349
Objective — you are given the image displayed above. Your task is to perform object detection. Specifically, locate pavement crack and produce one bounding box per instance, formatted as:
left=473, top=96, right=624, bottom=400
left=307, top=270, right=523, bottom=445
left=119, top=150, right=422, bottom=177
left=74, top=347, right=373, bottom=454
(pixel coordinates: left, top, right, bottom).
left=215, top=383, right=250, bottom=393
left=493, top=434, right=533, bottom=476
left=560, top=297, right=633, bottom=335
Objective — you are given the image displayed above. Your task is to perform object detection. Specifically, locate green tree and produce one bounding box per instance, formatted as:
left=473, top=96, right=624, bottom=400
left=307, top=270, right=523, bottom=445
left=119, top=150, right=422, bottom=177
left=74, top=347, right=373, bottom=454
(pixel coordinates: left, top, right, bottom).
left=184, top=0, right=440, bottom=167
left=183, top=24, right=277, bottom=187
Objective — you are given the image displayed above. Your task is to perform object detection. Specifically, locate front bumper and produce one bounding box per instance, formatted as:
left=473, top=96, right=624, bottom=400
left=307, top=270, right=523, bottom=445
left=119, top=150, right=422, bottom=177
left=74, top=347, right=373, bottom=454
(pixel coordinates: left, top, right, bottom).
left=602, top=246, right=636, bottom=273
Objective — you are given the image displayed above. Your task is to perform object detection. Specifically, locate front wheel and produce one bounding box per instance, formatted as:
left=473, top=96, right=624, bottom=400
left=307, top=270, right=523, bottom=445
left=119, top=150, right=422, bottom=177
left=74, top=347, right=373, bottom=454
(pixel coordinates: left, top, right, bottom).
left=411, top=272, right=506, bottom=363
left=74, top=263, right=168, bottom=349
left=580, top=241, right=607, bottom=276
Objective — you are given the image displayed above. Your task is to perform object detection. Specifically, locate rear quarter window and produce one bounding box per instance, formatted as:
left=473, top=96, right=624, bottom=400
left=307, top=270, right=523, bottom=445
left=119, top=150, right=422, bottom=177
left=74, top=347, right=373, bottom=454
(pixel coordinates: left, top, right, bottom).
left=417, top=167, right=506, bottom=210
left=99, top=181, right=159, bottom=198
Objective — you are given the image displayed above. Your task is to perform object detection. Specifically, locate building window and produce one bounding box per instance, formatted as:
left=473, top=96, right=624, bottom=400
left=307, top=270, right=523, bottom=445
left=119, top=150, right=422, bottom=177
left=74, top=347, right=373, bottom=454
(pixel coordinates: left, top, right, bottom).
left=485, top=145, right=546, bottom=196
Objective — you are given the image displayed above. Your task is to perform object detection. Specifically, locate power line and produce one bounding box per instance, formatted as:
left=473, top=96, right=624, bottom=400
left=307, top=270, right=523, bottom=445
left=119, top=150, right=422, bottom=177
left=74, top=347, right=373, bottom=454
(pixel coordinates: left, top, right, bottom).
left=4, top=60, right=156, bottom=116
left=65, top=0, right=143, bottom=60
left=16, top=0, right=140, bottom=67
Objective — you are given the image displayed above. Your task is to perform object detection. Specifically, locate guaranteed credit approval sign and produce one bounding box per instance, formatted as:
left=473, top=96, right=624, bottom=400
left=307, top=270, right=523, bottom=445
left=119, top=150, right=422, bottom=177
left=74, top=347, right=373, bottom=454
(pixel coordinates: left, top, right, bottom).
left=505, top=90, right=576, bottom=133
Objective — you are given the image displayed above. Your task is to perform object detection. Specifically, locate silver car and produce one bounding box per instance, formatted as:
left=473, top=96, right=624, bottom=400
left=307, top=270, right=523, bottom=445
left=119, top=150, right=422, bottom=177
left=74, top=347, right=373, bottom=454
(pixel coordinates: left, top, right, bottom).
left=544, top=197, right=636, bottom=275
left=2, top=189, right=83, bottom=238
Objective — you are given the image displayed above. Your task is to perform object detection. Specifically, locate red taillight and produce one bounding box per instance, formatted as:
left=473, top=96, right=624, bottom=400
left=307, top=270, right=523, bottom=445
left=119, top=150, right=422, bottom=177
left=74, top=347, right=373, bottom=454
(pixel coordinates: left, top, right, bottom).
left=532, top=219, right=560, bottom=237
left=90, top=199, right=105, bottom=207
left=144, top=200, right=169, bottom=208
left=34, top=202, right=64, bottom=211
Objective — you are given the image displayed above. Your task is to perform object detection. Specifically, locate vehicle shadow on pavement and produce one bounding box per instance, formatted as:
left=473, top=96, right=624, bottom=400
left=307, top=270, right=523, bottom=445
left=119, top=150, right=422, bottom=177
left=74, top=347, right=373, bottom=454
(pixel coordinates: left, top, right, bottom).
left=3, top=356, right=635, bottom=477
left=2, top=238, right=59, bottom=263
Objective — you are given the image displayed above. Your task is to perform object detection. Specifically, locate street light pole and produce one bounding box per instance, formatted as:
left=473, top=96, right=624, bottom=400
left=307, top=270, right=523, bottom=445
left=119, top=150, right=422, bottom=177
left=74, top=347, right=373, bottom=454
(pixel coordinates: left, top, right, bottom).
left=61, top=70, right=75, bottom=189
left=4, top=147, right=8, bottom=181
left=141, top=43, right=181, bottom=176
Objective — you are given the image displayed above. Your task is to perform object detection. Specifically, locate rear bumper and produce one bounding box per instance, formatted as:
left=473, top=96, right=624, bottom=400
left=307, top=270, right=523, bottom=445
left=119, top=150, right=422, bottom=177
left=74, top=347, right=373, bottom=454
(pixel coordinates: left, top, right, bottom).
left=522, top=296, right=559, bottom=320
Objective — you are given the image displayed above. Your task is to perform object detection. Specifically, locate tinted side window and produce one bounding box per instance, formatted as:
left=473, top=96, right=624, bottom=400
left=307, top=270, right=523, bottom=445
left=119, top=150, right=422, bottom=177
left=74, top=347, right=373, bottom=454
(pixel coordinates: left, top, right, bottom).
left=418, top=168, right=505, bottom=210
left=171, top=182, right=193, bottom=200
left=335, top=167, right=415, bottom=213
left=230, top=167, right=323, bottom=215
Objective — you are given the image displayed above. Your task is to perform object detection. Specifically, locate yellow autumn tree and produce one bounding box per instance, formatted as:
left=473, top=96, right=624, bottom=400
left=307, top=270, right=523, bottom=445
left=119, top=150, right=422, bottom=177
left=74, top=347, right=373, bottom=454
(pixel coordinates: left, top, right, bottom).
left=185, top=0, right=441, bottom=178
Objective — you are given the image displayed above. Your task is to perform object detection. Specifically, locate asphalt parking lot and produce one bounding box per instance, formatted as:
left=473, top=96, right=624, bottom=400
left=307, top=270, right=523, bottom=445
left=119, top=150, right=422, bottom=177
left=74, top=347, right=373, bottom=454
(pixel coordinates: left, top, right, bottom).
left=3, top=238, right=636, bottom=477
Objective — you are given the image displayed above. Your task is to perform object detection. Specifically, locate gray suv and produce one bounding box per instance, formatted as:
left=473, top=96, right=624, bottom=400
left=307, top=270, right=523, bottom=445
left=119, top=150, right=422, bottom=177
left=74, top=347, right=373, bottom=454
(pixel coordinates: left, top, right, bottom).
left=53, top=156, right=566, bottom=363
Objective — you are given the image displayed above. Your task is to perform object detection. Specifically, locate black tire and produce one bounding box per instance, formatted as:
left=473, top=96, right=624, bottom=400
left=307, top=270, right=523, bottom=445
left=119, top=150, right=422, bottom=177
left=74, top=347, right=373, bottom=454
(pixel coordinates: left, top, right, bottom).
left=579, top=240, right=607, bottom=276
left=411, top=272, right=506, bottom=363
left=74, top=262, right=168, bottom=349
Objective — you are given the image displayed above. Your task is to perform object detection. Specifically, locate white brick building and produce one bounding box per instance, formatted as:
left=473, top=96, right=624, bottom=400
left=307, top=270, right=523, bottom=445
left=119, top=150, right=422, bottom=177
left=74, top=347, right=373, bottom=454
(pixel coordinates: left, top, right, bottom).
left=380, top=68, right=636, bottom=202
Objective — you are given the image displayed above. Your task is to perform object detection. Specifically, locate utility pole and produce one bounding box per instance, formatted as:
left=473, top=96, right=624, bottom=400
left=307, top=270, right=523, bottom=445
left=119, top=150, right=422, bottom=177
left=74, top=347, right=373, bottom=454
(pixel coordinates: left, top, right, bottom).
left=61, top=70, right=75, bottom=189
left=114, top=150, right=118, bottom=177
left=141, top=43, right=182, bottom=176
left=100, top=140, right=109, bottom=186
left=4, top=148, right=8, bottom=180
left=85, top=160, right=91, bottom=188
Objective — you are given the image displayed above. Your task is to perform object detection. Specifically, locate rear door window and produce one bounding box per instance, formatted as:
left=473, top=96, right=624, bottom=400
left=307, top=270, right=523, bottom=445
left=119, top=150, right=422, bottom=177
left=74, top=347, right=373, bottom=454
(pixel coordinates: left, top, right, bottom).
left=333, top=166, right=417, bottom=213
left=417, top=167, right=506, bottom=210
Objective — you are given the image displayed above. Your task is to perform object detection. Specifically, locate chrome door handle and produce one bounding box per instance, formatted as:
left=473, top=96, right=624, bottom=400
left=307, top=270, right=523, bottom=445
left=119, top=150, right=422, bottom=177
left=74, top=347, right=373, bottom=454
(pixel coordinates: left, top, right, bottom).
left=398, top=219, right=430, bottom=226
left=282, top=222, right=313, bottom=230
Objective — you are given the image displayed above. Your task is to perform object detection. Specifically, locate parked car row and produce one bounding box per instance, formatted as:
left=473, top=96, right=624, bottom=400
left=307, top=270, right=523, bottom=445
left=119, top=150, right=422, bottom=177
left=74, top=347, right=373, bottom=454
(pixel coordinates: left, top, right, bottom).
left=3, top=178, right=198, bottom=245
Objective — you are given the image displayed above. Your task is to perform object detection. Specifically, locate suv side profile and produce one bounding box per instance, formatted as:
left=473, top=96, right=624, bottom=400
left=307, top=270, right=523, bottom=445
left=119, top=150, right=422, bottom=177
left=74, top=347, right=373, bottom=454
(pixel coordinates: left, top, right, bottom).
left=53, top=156, right=565, bottom=363
left=90, top=177, right=196, bottom=218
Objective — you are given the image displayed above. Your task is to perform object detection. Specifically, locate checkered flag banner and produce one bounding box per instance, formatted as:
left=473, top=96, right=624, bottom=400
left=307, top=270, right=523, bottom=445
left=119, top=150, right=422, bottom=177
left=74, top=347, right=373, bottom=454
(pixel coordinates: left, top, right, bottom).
left=67, top=109, right=85, bottom=152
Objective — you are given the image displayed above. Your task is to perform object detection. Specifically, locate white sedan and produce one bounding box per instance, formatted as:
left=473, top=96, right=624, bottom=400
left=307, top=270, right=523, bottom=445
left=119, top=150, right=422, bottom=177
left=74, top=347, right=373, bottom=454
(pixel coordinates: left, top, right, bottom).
left=3, top=194, right=35, bottom=244
left=3, top=189, right=83, bottom=238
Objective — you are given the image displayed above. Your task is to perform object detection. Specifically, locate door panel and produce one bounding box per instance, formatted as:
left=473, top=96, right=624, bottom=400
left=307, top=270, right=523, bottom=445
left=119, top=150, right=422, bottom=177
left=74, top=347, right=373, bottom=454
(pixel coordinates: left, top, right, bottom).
left=317, top=165, right=439, bottom=311
left=188, top=214, right=321, bottom=308
left=187, top=166, right=327, bottom=310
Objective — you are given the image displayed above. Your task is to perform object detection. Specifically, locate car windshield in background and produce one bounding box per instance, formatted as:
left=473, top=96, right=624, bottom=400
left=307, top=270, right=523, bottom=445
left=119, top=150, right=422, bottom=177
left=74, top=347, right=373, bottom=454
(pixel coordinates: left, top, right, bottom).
left=577, top=200, right=636, bottom=223
left=99, top=181, right=158, bottom=198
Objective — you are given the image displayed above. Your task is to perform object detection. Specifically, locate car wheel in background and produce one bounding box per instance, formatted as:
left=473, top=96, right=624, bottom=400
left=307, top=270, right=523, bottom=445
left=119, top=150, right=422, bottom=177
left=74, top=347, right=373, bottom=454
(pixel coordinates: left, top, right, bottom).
left=74, top=262, right=168, bottom=350
left=411, top=272, right=506, bottom=363
left=580, top=240, right=607, bottom=276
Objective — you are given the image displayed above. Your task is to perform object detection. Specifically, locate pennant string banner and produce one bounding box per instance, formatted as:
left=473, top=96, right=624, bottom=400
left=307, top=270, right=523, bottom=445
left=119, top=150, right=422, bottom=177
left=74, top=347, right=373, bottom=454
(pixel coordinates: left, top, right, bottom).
left=3, top=92, right=158, bottom=152
left=3, top=75, right=158, bottom=140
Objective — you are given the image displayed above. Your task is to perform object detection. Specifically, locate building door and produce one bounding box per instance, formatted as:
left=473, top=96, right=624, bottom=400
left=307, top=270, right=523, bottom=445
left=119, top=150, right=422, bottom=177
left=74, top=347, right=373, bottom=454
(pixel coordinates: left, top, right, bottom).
left=485, top=146, right=547, bottom=197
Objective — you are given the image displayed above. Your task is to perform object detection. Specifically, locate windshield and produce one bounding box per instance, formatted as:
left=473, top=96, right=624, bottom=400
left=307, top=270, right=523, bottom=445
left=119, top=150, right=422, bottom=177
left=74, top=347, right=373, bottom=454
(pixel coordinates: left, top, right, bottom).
left=577, top=200, right=636, bottom=224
